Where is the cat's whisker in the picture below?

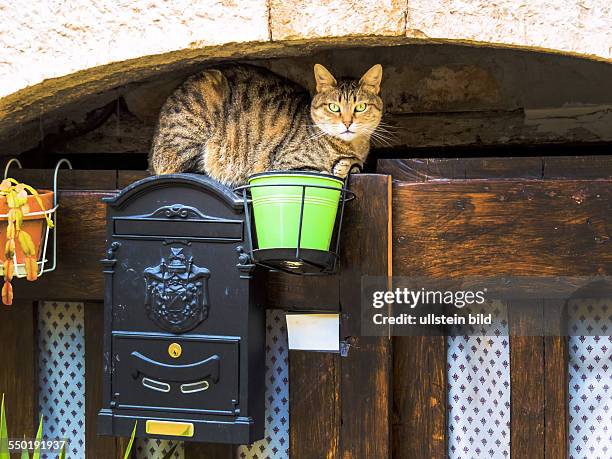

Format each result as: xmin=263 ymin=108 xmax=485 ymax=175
xmin=373 ymin=127 xmax=397 ymax=136
xmin=366 ymin=128 xmax=396 ymax=147
xmin=363 ymin=126 xmax=394 ymax=137
xmin=369 ymin=124 xmax=400 ymax=141
xmin=375 ymin=120 xmax=399 ymax=129
xmin=373 ymin=132 xmax=399 ymax=143
xmin=374 ymin=124 xmax=399 ymax=133
xmin=370 ymin=135 xmax=393 ymax=147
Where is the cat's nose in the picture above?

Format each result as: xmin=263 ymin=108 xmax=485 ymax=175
xmin=343 ymin=121 xmax=352 ymax=129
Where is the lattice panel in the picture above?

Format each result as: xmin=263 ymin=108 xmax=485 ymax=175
xmin=568 ymin=297 xmax=612 ymax=459
xmin=447 ymin=301 xmax=511 ymax=458
xmin=38 ymin=301 xmax=86 ymax=459
xmin=237 ymin=309 xmax=289 ymax=459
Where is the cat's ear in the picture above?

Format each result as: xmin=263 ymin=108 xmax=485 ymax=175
xmin=314 ymin=64 xmax=337 ymax=92
xmin=359 ymin=64 xmax=383 ymax=94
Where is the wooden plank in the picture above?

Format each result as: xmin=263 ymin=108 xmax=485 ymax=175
xmin=377 ymin=158 xmax=431 ymax=182
xmin=0 ymin=300 xmax=36 ymax=439
xmin=9 ymin=169 xmax=117 ymax=190
xmin=378 ymin=157 xmax=542 ymax=181
xmin=544 ymin=336 xmax=568 ymax=459
xmin=509 ymin=302 xmax=545 ymax=459
xmin=289 ymin=351 xmax=339 ymax=459
xmin=393 ymin=180 xmax=612 ymax=278
xmin=11 ymin=101 xmax=612 ymax=157
xmin=118 ymin=170 xmax=149 ymax=188
xmin=84 ymin=302 xmax=117 ymax=458
xmin=16 ymin=168 xmax=611 ymax=297
xmin=12 ymin=191 xmax=111 ymax=300
xmin=511 ymin=335 xmax=545 ymax=458
xmin=543 ymin=155 xmax=612 ymax=179
xmin=393 ymin=336 xmax=446 ymax=459
xmin=338 ymin=174 xmax=391 ymax=459
xmin=388 ymin=108 xmax=612 ymax=149
xmin=184 ymin=442 xmax=235 ymax=458
xmin=263 ymin=272 xmax=339 ymax=312
xmin=10 ymin=190 xmax=340 ymax=310
xmin=542 ymin=298 xmax=568 ymax=459
xmin=508 ymin=300 xmax=567 ymax=459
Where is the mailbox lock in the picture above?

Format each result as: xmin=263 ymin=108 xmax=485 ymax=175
xmin=168 ymin=342 xmax=182 ymax=358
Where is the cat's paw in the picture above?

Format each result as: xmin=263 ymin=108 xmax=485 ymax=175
xmin=333 ymin=159 xmax=360 ymax=178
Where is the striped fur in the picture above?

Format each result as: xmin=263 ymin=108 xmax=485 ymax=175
xmin=149 ymin=64 xmax=383 ymax=185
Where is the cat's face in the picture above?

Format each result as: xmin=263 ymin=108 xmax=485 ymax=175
xmin=310 ymin=64 xmax=383 ymax=142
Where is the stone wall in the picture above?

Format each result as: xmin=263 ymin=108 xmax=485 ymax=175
xmin=2 ymin=0 xmax=610 ymax=98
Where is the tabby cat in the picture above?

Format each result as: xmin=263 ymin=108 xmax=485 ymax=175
xmin=149 ymin=63 xmax=383 ymax=185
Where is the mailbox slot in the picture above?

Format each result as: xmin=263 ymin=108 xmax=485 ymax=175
xmin=112 ymin=333 xmax=240 ymax=415
xmin=113 ymin=217 xmax=243 ymax=241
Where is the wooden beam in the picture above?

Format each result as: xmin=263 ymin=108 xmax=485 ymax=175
xmin=378 ymin=156 xmax=612 ymax=181
xmin=378 ymin=157 xmax=544 ymax=181
xmin=0 ymin=300 xmax=37 ymax=439
xmin=263 ymin=272 xmax=339 ymax=312
xmin=511 ymin=335 xmax=546 ymax=458
xmin=509 ymin=301 xmax=546 ymax=459
xmin=10 ymin=188 xmax=340 ymax=311
xmin=11 ymin=191 xmax=111 ymax=301
xmin=543 ymin=155 xmax=612 ymax=179
xmin=542 ymin=298 xmax=569 ymax=459
xmin=393 ymin=336 xmax=446 ymax=458
xmin=9 ymin=166 xmax=612 ymax=303
xmin=289 ymin=351 xmax=340 ymax=459
xmin=393 ymin=180 xmax=612 ymax=278
xmin=9 ymin=169 xmax=118 ymax=190
xmin=338 ymin=174 xmax=392 ymax=459
xmin=10 ymin=102 xmax=612 ymax=158
xmin=117 ymin=170 xmax=149 ymax=188
xmin=84 ymin=302 xmax=118 ymax=458
xmin=544 ymin=335 xmax=568 ymax=459
xmin=386 ymin=108 xmax=612 ymax=149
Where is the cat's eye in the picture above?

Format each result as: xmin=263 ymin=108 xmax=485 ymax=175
xmin=354 ymin=103 xmax=367 ymax=112
xmin=328 ymin=103 xmax=341 ymax=113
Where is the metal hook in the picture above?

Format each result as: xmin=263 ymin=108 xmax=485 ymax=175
xmin=53 ymin=158 xmax=73 ymax=208
xmin=3 ymin=158 xmax=23 ymax=180
xmin=45 ymin=158 xmax=73 ymax=274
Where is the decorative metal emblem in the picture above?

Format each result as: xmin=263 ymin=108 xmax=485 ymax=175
xmin=144 ymin=248 xmax=210 ymax=333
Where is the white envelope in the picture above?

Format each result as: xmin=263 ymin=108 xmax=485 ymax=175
xmin=285 ymin=313 xmax=340 ymax=352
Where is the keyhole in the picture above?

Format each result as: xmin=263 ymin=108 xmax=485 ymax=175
xmin=168 ymin=342 xmax=182 ymax=359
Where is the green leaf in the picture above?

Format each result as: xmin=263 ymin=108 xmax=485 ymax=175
xmin=32 ymin=417 xmax=42 ymax=459
xmin=0 ymin=394 xmax=9 ymax=459
xmin=161 ymin=443 xmax=178 ymax=459
xmin=123 ymin=421 xmax=137 ymax=459
xmin=58 ymin=444 xmax=66 ymax=459
xmin=20 ymin=436 xmax=30 ymax=459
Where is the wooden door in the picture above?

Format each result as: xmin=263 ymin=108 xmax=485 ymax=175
xmin=381 ymin=156 xmax=611 ymax=459
xmin=2 ymin=159 xmax=610 ymax=458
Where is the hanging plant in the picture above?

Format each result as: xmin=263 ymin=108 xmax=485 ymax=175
xmin=0 ymin=179 xmax=54 ymax=305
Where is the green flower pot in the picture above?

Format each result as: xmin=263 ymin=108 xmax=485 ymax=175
xmin=248 ymin=171 xmax=344 ymax=251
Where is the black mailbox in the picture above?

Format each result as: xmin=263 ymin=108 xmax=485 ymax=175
xmin=98 ymin=173 xmax=265 ymax=444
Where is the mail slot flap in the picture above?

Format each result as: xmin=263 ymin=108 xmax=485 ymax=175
xmin=113 ymin=217 xmax=243 ymax=240
xmin=111 ymin=333 xmax=240 ymax=415
xmin=130 ymin=351 xmax=220 ymax=382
